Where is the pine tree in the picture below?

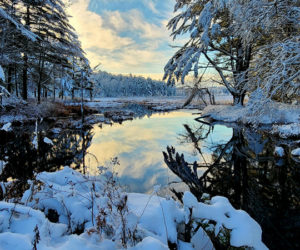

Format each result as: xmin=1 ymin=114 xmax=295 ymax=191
xmin=0 ymin=0 xmax=38 ymax=95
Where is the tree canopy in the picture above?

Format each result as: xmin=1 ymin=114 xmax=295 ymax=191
xmin=164 ymin=0 xmax=300 ymax=105
xmin=0 ymin=0 xmax=91 ymax=101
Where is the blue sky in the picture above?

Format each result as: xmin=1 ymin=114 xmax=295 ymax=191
xmin=68 ymin=0 xmax=176 ymax=79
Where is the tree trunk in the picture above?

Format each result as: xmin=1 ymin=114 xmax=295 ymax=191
xmin=14 ymin=65 xmax=18 ymax=97
xmin=7 ymin=65 xmax=13 ymax=93
xmin=231 ymin=41 xmax=251 ymax=106
xmin=233 ymin=92 xmax=245 ymax=106
xmin=37 ymin=74 xmax=41 ymax=103
xmin=60 ymin=64 xmax=64 ymax=100
xmin=89 ymin=89 xmax=93 ymax=101
xmin=53 ymin=83 xmax=55 ymax=101
xmin=37 ymin=53 xmax=45 ymax=104
xmin=22 ymin=5 xmax=30 ymax=100
xmin=22 ymin=54 xmax=28 ymax=100
xmin=81 ymin=87 xmax=84 ymax=124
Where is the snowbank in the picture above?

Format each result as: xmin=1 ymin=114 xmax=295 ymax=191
xmin=0 ymin=65 xmax=5 ymax=82
xmin=0 ymin=122 xmax=12 ymax=132
xmin=271 ymin=123 xmax=300 ymax=138
xmin=202 ymin=105 xmax=246 ymax=123
xmin=82 ymin=97 xmax=201 ymax=112
xmin=183 ymin=193 xmax=267 ymax=250
xmin=291 ymin=148 xmax=300 ymax=157
xmin=0 ymin=160 xmax=6 ymax=175
xmin=274 ymin=146 xmax=285 ymax=157
xmin=203 ymin=102 xmax=300 ymax=125
xmin=0 ymin=167 xmax=267 ymax=249
xmin=202 ymin=99 xmax=300 ymax=138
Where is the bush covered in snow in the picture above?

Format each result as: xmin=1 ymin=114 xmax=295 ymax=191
xmin=0 ymin=166 xmax=267 ymax=249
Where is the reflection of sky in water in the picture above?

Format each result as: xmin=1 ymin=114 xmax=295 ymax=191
xmin=87 ymin=110 xmax=233 ymax=193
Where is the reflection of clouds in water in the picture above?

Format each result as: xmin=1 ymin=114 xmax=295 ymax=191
xmin=118 ymin=162 xmax=176 ymax=193
xmin=89 ymin=140 xmax=133 ymax=162
xmin=86 ymin=110 xmax=232 ymax=192
xmin=119 ymin=149 xmax=169 ymax=178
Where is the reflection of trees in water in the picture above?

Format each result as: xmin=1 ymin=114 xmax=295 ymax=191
xmin=0 ymin=127 xmax=93 ymax=182
xmin=164 ymin=123 xmax=300 ymax=249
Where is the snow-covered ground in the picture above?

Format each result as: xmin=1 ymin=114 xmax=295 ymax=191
xmin=202 ymin=99 xmax=300 ymax=138
xmin=0 ymin=96 xmax=202 ymax=127
xmin=271 ymin=123 xmax=300 ymax=139
xmin=274 ymin=146 xmax=285 ymax=157
xmin=0 ymin=167 xmax=267 ymax=250
xmin=71 ymin=96 xmax=202 ymax=111
xmin=291 ymin=148 xmax=300 ymax=157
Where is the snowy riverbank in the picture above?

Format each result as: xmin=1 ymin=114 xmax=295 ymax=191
xmin=202 ymin=100 xmax=300 ymax=138
xmin=0 ymin=167 xmax=267 ymax=250
xmin=0 ymin=96 xmax=203 ymax=129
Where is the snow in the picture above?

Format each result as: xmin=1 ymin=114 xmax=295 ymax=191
xmin=82 ymin=96 xmax=199 ymax=110
xmin=202 ymin=100 xmax=300 ymax=138
xmin=127 ymin=193 xmax=185 ymax=245
xmin=0 ymin=122 xmax=12 ymax=132
xmin=190 ymin=227 xmax=214 ymax=250
xmin=0 ymin=8 xmax=38 ymax=41
xmin=202 ymin=105 xmax=246 ymax=123
xmin=131 ymin=237 xmax=169 ymax=250
xmin=0 ymin=114 xmax=27 ymax=125
xmin=0 ymin=167 xmax=267 ymax=249
xmin=291 ymin=148 xmax=300 ymax=157
xmin=0 ymin=161 xmax=6 ymax=175
xmin=183 ymin=192 xmax=267 ymax=250
xmin=32 ymin=136 xmax=38 ymax=150
xmin=0 ymin=65 xmax=5 ymax=82
xmin=44 ymin=137 xmax=54 ymax=145
xmin=92 ymin=71 xmax=176 ymax=98
xmin=51 ymin=128 xmax=62 ymax=134
xmin=271 ymin=123 xmax=300 ymax=138
xmin=274 ymin=147 xmax=285 ymax=157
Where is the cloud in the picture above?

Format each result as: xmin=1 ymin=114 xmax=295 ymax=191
xmin=67 ymin=0 xmax=175 ymax=78
xmin=68 ymin=0 xmax=133 ymax=50
xmin=103 ymin=9 xmax=168 ymax=40
xmin=142 ymin=0 xmax=159 ymax=14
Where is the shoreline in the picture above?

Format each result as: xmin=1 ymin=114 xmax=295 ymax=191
xmin=0 ymin=96 xmax=203 ymax=130
xmin=202 ymin=103 xmax=300 ymax=139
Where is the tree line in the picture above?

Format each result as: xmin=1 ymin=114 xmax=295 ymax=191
xmin=92 ymin=71 xmax=176 ymax=97
xmin=0 ymin=0 xmax=92 ymax=103
xmin=164 ymin=0 xmax=300 ymax=106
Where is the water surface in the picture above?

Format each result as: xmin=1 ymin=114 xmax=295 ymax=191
xmin=86 ymin=110 xmax=233 ymax=192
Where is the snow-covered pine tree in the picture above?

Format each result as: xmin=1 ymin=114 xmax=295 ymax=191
xmin=0 ymin=0 xmax=38 ymax=96
xmin=19 ymin=0 xmax=88 ymax=102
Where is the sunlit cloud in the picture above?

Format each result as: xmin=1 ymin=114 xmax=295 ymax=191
xmin=67 ymin=0 xmax=176 ymax=79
